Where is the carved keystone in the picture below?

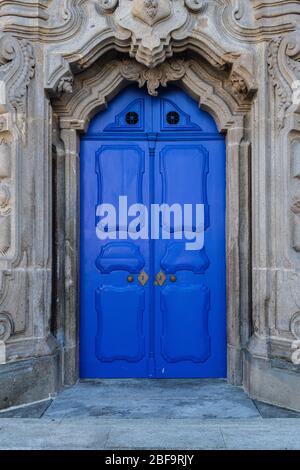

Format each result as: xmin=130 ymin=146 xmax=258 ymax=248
xmin=132 ymin=0 xmax=171 ymax=26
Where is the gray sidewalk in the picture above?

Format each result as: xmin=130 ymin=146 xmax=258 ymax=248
xmin=0 ymin=379 xmax=300 ymax=450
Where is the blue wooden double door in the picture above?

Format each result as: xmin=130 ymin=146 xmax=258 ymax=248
xmin=80 ymin=86 xmax=226 ymax=378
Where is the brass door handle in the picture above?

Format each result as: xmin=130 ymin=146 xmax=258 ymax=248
xmin=127 ymin=275 xmax=134 ymax=283
xmin=170 ymin=275 xmax=177 ymax=283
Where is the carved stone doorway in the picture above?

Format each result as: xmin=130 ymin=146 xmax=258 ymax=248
xmin=52 ymin=54 xmax=254 ymax=387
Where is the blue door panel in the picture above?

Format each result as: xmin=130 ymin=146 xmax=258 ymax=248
xmin=161 ymin=284 xmax=211 ymax=363
xmin=153 ymin=134 xmax=226 ymax=378
xmin=161 ymin=242 xmax=210 ymax=274
xmin=95 ymin=285 xmax=145 ymax=362
xmin=80 ymin=86 xmax=226 ymax=379
xmin=96 ymin=242 xmax=145 ymax=274
xmin=160 ymin=145 xmax=208 ymax=205
xmin=96 ymin=145 xmax=145 ymax=209
xmin=159 ymin=144 xmax=209 ymax=232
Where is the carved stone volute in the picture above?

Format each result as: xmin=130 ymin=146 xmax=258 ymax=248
xmin=0 ymin=312 xmax=13 ymax=342
xmin=0 ymin=35 xmax=35 ymax=129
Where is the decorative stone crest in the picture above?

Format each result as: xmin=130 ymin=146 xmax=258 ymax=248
xmin=119 ymin=58 xmax=187 ymax=95
xmin=96 ymin=0 xmax=207 ymax=68
xmin=132 ymin=0 xmax=171 ymax=26
xmin=96 ymin=0 xmax=207 ymax=20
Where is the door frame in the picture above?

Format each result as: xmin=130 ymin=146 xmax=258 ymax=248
xmin=52 ymin=56 xmax=253 ymax=386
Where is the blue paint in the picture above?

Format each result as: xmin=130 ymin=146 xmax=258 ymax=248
xmin=80 ymin=86 xmax=227 ymax=378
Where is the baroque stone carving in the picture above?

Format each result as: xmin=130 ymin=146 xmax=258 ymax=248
xmin=0 ymin=1 xmax=84 ymax=43
xmin=57 ymin=73 xmax=74 ymax=96
xmin=220 ymin=1 xmax=297 ymax=42
xmin=97 ymin=0 xmax=119 ymax=14
xmin=119 ymin=58 xmax=187 ymax=95
xmin=103 ymin=0 xmax=207 ymax=24
xmin=291 ymin=342 xmax=300 ymax=365
xmin=0 ymin=37 xmax=35 ymax=260
xmin=104 ymin=0 xmax=205 ymax=68
xmin=280 ymin=34 xmax=300 ymax=114
xmin=44 ymin=1 xmax=256 ymax=94
xmin=0 ymin=312 xmax=13 ymax=342
xmin=184 ymin=0 xmax=207 ymax=13
xmin=230 ymin=71 xmax=249 ymax=101
xmin=0 ymin=184 xmax=11 ymax=217
xmin=0 ymin=35 xmax=35 ymax=122
xmin=132 ymin=0 xmax=171 ymax=26
xmin=290 ymin=309 xmax=300 ymax=365
xmin=291 ymin=312 xmax=300 ymax=339
xmin=0 ymin=115 xmax=12 ymax=257
xmin=0 ymin=1 xmax=49 ymax=22
xmin=267 ymin=37 xmax=292 ymax=130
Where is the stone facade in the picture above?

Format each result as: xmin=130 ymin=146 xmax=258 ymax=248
xmin=0 ymin=0 xmax=299 ymax=411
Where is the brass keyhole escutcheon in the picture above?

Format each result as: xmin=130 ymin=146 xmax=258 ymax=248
xmin=127 ymin=275 xmax=134 ymax=283
xmin=170 ymin=275 xmax=177 ymax=283
xmin=138 ymin=271 xmax=149 ymax=286
xmin=155 ymin=271 xmax=166 ymax=286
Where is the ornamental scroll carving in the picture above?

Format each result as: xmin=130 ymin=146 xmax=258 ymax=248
xmin=267 ymin=34 xmax=300 ymax=130
xmin=0 ymin=114 xmax=12 ymax=258
xmin=267 ymin=37 xmax=292 ymax=130
xmin=0 ymin=36 xmax=35 ymax=127
xmin=0 ymin=312 xmax=13 ymax=342
xmin=0 ymin=36 xmax=35 ymax=260
xmin=97 ymin=0 xmax=206 ymax=16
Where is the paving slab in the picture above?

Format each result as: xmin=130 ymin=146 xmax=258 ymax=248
xmin=0 ymin=418 xmax=299 ymax=450
xmin=220 ymin=421 xmax=300 ymax=450
xmin=44 ymin=379 xmax=260 ymax=420
xmin=0 ymin=419 xmax=110 ymax=450
xmin=105 ymin=421 xmax=226 ymax=450
xmin=1 ymin=380 xmax=300 ymax=449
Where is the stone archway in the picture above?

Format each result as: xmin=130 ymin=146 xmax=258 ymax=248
xmin=52 ymin=53 xmax=254 ymax=386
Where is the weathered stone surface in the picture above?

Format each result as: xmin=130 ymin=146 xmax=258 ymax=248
xmin=254 ymin=400 xmax=300 ymax=419
xmin=43 ymin=379 xmax=260 ymax=420
xmin=0 ymin=399 xmax=52 ymax=418
xmin=244 ymin=353 xmax=300 ymax=412
xmin=0 ymin=0 xmax=299 ymax=411
xmin=0 ymin=354 xmax=61 ymax=411
xmin=1 ymin=417 xmax=300 ymax=450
